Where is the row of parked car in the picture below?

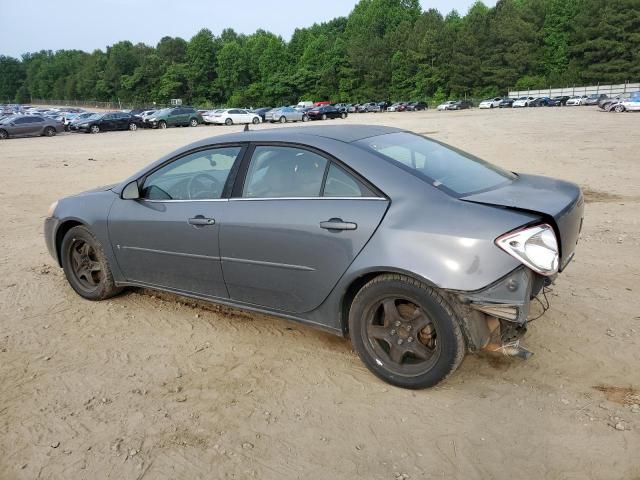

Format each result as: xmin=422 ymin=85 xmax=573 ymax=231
xmin=470 ymin=93 xmax=640 ymax=110
xmin=0 ymin=102 xmax=352 ymax=139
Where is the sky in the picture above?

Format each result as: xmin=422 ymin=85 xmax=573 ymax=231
xmin=0 ymin=0 xmax=496 ymax=58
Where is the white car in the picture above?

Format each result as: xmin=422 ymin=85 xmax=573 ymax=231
xmin=612 ymin=96 xmax=640 ymax=112
xmin=478 ymin=97 xmax=503 ymax=109
xmin=566 ymin=95 xmax=587 ymax=106
xmin=437 ymin=101 xmax=456 ymax=111
xmin=205 ymin=108 xmax=262 ymax=126
xmin=138 ymin=110 xmax=157 ymax=121
xmin=201 ymin=109 xmax=224 ymax=124
xmin=512 ymin=96 xmax=535 ymax=108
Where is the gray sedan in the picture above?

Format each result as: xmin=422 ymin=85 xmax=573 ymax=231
xmin=0 ymin=115 xmax=63 ymax=139
xmin=265 ymin=106 xmax=309 ymax=123
xmin=44 ymin=125 xmax=583 ymax=389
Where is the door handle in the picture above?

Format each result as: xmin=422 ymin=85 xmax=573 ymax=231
xmin=188 ymin=216 xmax=215 ymax=226
xmin=320 ymin=218 xmax=357 ymax=231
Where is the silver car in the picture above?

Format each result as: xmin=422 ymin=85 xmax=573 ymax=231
xmin=0 ymin=115 xmax=63 ymax=139
xmin=44 ymin=125 xmax=583 ymax=389
xmin=265 ymin=107 xmax=309 ymax=123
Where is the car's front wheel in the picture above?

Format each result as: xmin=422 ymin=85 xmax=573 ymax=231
xmin=128 ymin=123 xmax=138 ymax=131
xmin=279 ymin=116 xmax=287 ymax=123
xmin=349 ymin=274 xmax=466 ymax=389
xmin=0 ymin=129 xmax=8 ymax=140
xmin=158 ymin=121 xmax=167 ymax=129
xmin=614 ymin=104 xmax=625 ymax=113
xmin=225 ymin=118 xmax=233 ymax=126
xmin=90 ymin=125 xmax=100 ymax=134
xmin=190 ymin=118 xmax=199 ymax=127
xmin=252 ymin=117 xmax=260 ymax=124
xmin=61 ymin=225 xmax=122 ymax=301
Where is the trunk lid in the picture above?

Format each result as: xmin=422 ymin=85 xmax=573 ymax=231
xmin=461 ymin=173 xmax=584 ymax=270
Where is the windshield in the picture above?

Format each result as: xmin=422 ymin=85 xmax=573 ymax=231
xmin=356 ymin=132 xmax=516 ymax=197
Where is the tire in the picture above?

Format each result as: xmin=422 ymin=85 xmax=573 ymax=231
xmin=158 ymin=121 xmax=167 ymax=129
xmin=321 ymin=114 xmax=327 ymax=120
xmin=341 ymin=112 xmax=347 ymax=119
xmin=279 ymin=116 xmax=287 ymax=124
xmin=90 ymin=125 xmax=100 ymax=134
xmin=128 ymin=123 xmax=138 ymax=131
xmin=614 ymin=104 xmax=625 ymax=113
xmin=252 ymin=117 xmax=260 ymax=124
xmin=44 ymin=127 xmax=56 ymax=137
xmin=225 ymin=118 xmax=233 ymax=126
xmin=348 ymin=274 xmax=466 ymax=389
xmin=189 ymin=118 xmax=198 ymax=127
xmin=302 ymin=115 xmax=309 ymax=122
xmin=0 ymin=129 xmax=8 ymax=140
xmin=490 ymin=104 xmax=494 ymax=109
xmin=60 ymin=225 xmax=122 ymax=301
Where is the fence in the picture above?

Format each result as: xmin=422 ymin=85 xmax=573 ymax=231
xmin=29 ymin=99 xmax=167 ymax=110
xmin=508 ymin=82 xmax=639 ymax=98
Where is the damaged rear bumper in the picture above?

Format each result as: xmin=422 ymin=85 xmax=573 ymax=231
xmin=462 ymin=266 xmax=550 ymax=325
xmin=452 ymin=266 xmax=552 ymax=358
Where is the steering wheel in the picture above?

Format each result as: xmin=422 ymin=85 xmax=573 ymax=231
xmin=187 ymin=173 xmax=222 ymax=200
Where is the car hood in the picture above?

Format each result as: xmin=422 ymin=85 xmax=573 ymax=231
xmin=71 ymin=183 xmax=118 ymax=196
xmin=461 ymin=173 xmax=584 ymax=270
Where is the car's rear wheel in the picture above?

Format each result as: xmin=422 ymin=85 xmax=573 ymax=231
xmin=279 ymin=116 xmax=286 ymax=123
xmin=321 ymin=114 xmax=327 ymax=120
xmin=61 ymin=225 xmax=122 ymax=301
xmin=349 ymin=274 xmax=466 ymax=389
xmin=302 ymin=115 xmax=309 ymax=122
xmin=158 ymin=121 xmax=167 ymax=129
xmin=225 ymin=118 xmax=233 ymax=126
xmin=0 ymin=129 xmax=8 ymax=140
xmin=90 ymin=125 xmax=100 ymax=134
xmin=341 ymin=112 xmax=347 ymax=119
xmin=252 ymin=117 xmax=260 ymax=124
xmin=128 ymin=123 xmax=137 ymax=131
xmin=44 ymin=126 xmax=56 ymax=137
xmin=190 ymin=118 xmax=198 ymax=127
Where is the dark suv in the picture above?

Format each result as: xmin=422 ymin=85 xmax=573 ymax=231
xmin=144 ymin=107 xmax=202 ymax=129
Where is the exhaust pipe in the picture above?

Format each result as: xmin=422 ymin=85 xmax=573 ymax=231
xmin=481 ymin=316 xmax=533 ymax=360
xmin=484 ymin=340 xmax=533 ymax=360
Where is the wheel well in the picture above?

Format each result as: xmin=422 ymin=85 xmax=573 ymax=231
xmin=55 ymin=220 xmax=83 ymax=266
xmin=340 ymin=270 xmax=434 ymax=334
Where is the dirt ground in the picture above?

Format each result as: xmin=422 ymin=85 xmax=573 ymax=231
xmin=1 ymin=108 xmax=639 ymax=480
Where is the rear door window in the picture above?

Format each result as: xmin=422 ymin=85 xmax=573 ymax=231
xmin=323 ymin=164 xmax=374 ymax=197
xmin=242 ymin=146 xmax=327 ymax=198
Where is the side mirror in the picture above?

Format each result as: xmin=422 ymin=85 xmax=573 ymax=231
xmin=122 ymin=180 xmax=140 ymax=200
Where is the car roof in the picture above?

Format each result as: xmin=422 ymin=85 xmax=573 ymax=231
xmin=203 ymin=125 xmax=404 ymax=145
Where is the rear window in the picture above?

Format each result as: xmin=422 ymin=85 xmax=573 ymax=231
xmin=356 ymin=132 xmax=515 ymax=197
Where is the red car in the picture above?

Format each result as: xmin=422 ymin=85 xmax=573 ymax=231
xmin=314 ymin=101 xmax=330 ymax=107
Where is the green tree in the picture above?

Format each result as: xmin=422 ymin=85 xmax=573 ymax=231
xmin=0 ymin=56 xmax=26 ymax=102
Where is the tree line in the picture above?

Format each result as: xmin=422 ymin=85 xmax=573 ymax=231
xmin=0 ymin=0 xmax=638 ymax=107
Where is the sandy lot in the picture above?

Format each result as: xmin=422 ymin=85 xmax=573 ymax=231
xmin=1 ymin=108 xmax=639 ymax=479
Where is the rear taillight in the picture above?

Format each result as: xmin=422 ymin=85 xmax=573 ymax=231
xmin=496 ymin=224 xmax=559 ymax=276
